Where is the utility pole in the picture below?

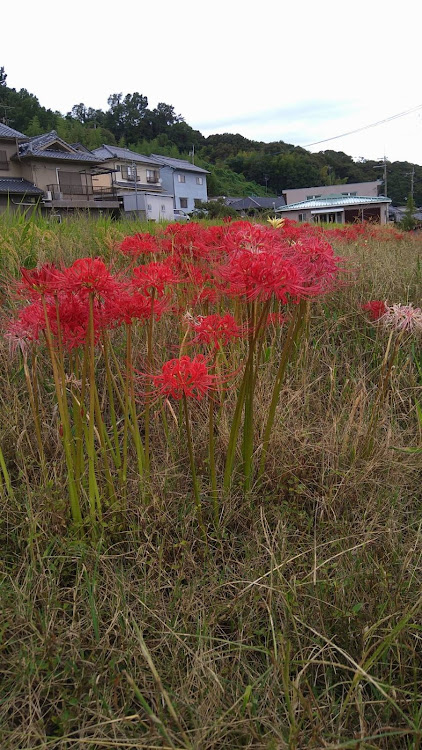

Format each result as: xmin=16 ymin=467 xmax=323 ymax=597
xmin=373 ymin=155 xmax=388 ymax=198
xmin=190 ymin=145 xmax=195 ymax=165
xmin=263 ymin=174 xmax=269 ymax=194
xmin=0 ymin=103 xmax=14 ymax=125
xmin=404 ymin=166 xmax=415 ymax=200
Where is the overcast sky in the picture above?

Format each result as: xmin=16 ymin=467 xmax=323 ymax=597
xmin=3 ymin=0 xmax=422 ymax=164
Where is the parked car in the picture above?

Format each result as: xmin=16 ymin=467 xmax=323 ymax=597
xmin=174 ymin=209 xmax=190 ymax=222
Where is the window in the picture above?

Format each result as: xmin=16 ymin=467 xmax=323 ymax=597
xmin=147 ymin=204 xmax=152 ymax=211
xmin=177 ymin=174 xmax=186 ymax=183
xmin=147 ymin=169 xmax=159 ymax=183
xmin=121 ymin=164 xmax=139 ymax=182
xmin=0 ymin=150 xmax=9 ymax=170
xmin=298 ymin=213 xmax=305 ymax=222
xmin=161 ymin=204 xmax=166 ymax=212
xmin=196 ymin=176 xmax=203 ymax=185
xmin=341 ymin=191 xmax=357 ymax=197
xmin=306 ymin=194 xmax=322 ymax=200
xmin=180 ymin=198 xmax=188 ymax=208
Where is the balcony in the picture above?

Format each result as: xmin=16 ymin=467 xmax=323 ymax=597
xmin=45 ymin=184 xmax=120 ymax=210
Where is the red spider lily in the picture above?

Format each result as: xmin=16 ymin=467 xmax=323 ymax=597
xmin=119 ymin=233 xmax=160 ymax=258
xmin=19 ymin=264 xmax=63 ymax=298
xmin=187 ymin=313 xmax=245 ymax=348
xmin=132 ymin=261 xmax=181 ymax=297
xmin=219 ymin=248 xmax=305 ymax=303
xmin=362 ymin=300 xmax=388 ymax=321
xmin=5 ymin=301 xmax=45 ymax=352
xmin=149 ymin=354 xmax=222 ymax=401
xmin=104 ymin=289 xmax=166 ymax=326
xmin=61 ymin=257 xmax=121 ymax=300
xmin=292 ymin=235 xmax=342 ymax=291
xmin=7 ymin=292 xmax=106 ymax=352
xmin=53 ymin=293 xmax=103 ymax=349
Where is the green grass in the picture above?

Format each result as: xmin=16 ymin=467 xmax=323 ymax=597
xmin=0 ymin=213 xmax=421 ymax=749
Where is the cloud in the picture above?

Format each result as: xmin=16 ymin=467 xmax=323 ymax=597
xmin=194 ymin=99 xmax=353 ymax=133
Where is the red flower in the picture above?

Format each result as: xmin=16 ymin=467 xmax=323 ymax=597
xmin=19 ymin=264 xmax=63 ymax=298
xmin=220 ymin=248 xmax=304 ymax=303
xmin=362 ymin=300 xmax=388 ymax=321
xmin=150 ymin=354 xmax=219 ymax=401
xmin=187 ymin=313 xmax=244 ymax=348
xmin=61 ymin=258 xmax=121 ymax=299
xmin=132 ymin=261 xmax=180 ymax=297
xmin=119 ymin=233 xmax=160 ymax=258
xmin=105 ymin=289 xmax=166 ymax=326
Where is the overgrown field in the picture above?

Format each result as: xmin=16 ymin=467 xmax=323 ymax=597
xmin=0 ymin=214 xmax=421 ymax=749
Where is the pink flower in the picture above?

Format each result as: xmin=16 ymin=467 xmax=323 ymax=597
xmin=383 ymin=303 xmax=422 ymax=333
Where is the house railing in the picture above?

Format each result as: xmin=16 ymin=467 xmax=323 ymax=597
xmin=45 ymin=184 xmax=117 ymax=200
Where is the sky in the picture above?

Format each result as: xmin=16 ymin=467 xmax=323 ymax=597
xmin=2 ymin=0 xmax=422 ymax=165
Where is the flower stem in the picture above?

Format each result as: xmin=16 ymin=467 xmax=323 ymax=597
xmin=182 ymin=393 xmax=207 ymax=544
xmin=259 ymin=299 xmax=307 ymax=478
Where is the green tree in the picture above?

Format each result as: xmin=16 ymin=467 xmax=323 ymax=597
xmin=401 ymin=194 xmax=416 ymax=231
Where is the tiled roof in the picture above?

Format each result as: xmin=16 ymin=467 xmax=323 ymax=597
xmin=18 ymin=130 xmax=101 ymax=163
xmin=150 ymin=154 xmax=209 ymax=174
xmin=276 ymin=195 xmax=392 ymax=211
xmin=0 ymin=178 xmax=43 ymax=195
xmin=231 ymin=196 xmax=285 ymax=210
xmin=92 ymin=145 xmax=159 ymax=165
xmin=0 ymin=123 xmax=27 ymax=139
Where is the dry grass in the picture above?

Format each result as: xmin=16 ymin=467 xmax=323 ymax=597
xmin=0 ymin=217 xmax=421 ymax=749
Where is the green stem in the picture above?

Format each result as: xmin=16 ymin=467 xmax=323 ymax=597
xmin=87 ymin=293 xmax=101 ymax=527
xmin=259 ymin=299 xmax=307 ymax=478
xmin=41 ymin=296 xmax=82 ymax=526
xmin=182 ymin=394 xmax=207 ymax=544
xmin=102 ymin=332 xmax=121 ymax=470
xmin=208 ymin=395 xmax=219 ymax=529
xmin=144 ymin=290 xmax=155 ymax=479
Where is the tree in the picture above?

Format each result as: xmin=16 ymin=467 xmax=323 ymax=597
xmin=401 ymin=194 xmax=417 ymax=231
xmin=0 ymin=66 xmax=6 ymax=86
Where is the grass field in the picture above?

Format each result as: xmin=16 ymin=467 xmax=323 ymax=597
xmin=0 ymin=214 xmax=421 ymax=749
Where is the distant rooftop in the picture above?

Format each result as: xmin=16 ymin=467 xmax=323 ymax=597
xmin=18 ymin=131 xmax=101 ymax=163
xmin=92 ymin=145 xmax=159 ymax=165
xmin=150 ymin=154 xmax=209 ymax=174
xmin=0 ymin=123 xmax=27 ymax=140
xmin=231 ymin=196 xmax=285 ymax=210
xmin=276 ymin=195 xmax=392 ymax=211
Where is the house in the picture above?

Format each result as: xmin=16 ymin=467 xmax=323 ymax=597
xmin=283 ymin=180 xmax=382 ymax=205
xmin=0 ymin=127 xmax=119 ymax=215
xmin=150 ymin=155 xmax=208 ymax=213
xmin=0 ymin=124 xmax=43 ymax=212
xmin=15 ymin=131 xmax=119 ymax=214
xmin=91 ymin=145 xmax=174 ymax=221
xmin=275 ymin=194 xmax=392 ymax=224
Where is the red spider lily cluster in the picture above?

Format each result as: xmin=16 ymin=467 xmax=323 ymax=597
xmin=7 ymin=221 xmax=345 ymax=364
xmin=4 ymin=220 xmax=349 ymax=530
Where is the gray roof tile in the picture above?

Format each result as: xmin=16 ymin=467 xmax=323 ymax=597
xmin=0 ymin=123 xmax=27 ymax=139
xmin=0 ymin=178 xmax=43 ymax=195
xmin=93 ymin=145 xmax=159 ymax=165
xmin=150 ymin=154 xmax=209 ymax=173
xmin=18 ymin=130 xmax=101 ymax=163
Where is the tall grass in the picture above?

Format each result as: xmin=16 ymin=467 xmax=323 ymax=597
xmin=0 ymin=213 xmax=421 ymax=749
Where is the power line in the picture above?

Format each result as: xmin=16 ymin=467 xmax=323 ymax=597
xmin=303 ymin=103 xmax=422 ymax=148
